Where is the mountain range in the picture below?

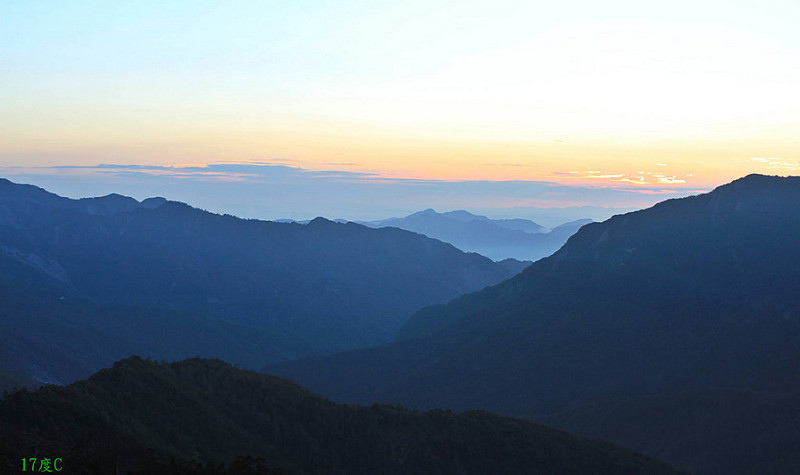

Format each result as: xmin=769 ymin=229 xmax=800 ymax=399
xmin=357 ymin=208 xmax=592 ymax=261
xmin=5 ymin=174 xmax=799 ymax=472
xmin=0 ymin=356 xmax=680 ymax=474
xmin=267 ymin=174 xmax=800 ymax=474
xmin=0 ymin=178 xmax=516 ymax=386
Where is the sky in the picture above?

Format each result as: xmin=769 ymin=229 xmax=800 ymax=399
xmin=2 ymin=0 xmax=799 ymax=223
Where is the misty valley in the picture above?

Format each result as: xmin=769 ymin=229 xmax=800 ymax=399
xmin=2 ymin=174 xmax=800 ymax=474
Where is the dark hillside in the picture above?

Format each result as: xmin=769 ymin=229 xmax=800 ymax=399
xmin=0 ymin=357 xmax=680 ymax=474
xmin=268 ymin=174 xmax=800 ymax=473
xmin=543 ymin=388 xmax=800 ymax=474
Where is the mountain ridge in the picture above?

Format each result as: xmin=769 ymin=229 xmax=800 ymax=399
xmin=0 ymin=178 xmax=516 ymax=385
xmin=0 ymin=356 xmax=681 ymax=474
xmin=358 ymin=208 xmax=592 ymax=261
xmin=267 ymin=174 xmax=800 ymax=473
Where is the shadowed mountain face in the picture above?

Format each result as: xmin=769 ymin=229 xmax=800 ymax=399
xmin=0 ymin=356 xmax=681 ymax=474
xmin=359 ymin=208 xmax=592 ymax=261
xmin=0 ymin=178 xmax=515 ymax=384
xmin=268 ymin=174 xmax=800 ymax=473
xmin=542 ymin=388 xmax=800 ymax=475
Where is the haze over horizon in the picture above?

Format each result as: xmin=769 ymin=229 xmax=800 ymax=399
xmin=2 ymin=0 xmax=798 ymax=220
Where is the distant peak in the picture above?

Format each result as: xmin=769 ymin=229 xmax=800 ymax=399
xmin=308 ymin=216 xmax=334 ymax=225
xmin=442 ymin=210 xmax=489 ymax=222
xmin=140 ymin=197 xmax=167 ymax=209
xmin=408 ymin=208 xmax=438 ymax=218
xmin=78 ymin=193 xmax=137 ymax=203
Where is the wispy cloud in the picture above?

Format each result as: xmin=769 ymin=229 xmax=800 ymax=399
xmin=43 ymin=163 xmax=384 ymax=183
xmin=751 ymin=157 xmax=800 ymax=171
xmin=52 ymin=164 xmax=256 ymax=182
xmin=484 ymin=163 xmax=533 ymax=168
xmin=0 ymin=161 xmax=707 ymax=222
xmin=655 ymin=176 xmax=686 ymax=184
xmin=558 ymin=169 xmax=688 ymax=187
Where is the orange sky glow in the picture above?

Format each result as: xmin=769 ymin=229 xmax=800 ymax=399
xmin=2 ymin=0 xmax=799 ymax=218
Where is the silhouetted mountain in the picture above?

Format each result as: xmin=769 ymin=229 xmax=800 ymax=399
xmin=495 ymin=257 xmax=533 ymax=275
xmin=0 ymin=179 xmax=515 ymax=384
xmin=359 ymin=209 xmax=591 ymax=261
xmin=440 ymin=209 xmax=546 ymax=233
xmin=0 ymin=178 xmax=167 ymax=217
xmin=0 ymin=356 xmax=680 ymax=474
xmin=268 ymin=174 xmax=800 ymax=473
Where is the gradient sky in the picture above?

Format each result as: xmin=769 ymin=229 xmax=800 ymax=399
xmin=2 ymin=0 xmax=798 ymax=221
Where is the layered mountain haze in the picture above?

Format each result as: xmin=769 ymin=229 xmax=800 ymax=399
xmin=5 ymin=174 xmax=799 ymax=472
xmin=0 ymin=178 xmax=516 ymax=385
xmin=358 ymin=208 xmax=592 ymax=261
xmin=268 ymin=174 xmax=800 ymax=473
xmin=362 ymin=209 xmax=546 ymax=234
xmin=438 ymin=210 xmax=547 ymax=232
